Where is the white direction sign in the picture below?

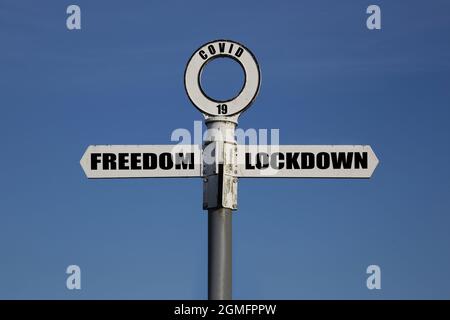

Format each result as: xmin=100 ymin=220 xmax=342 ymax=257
xmin=237 ymin=145 xmax=379 ymax=178
xmin=80 ymin=144 xmax=379 ymax=179
xmin=80 ymin=145 xmax=202 ymax=178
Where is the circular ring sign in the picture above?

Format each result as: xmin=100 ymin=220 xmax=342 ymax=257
xmin=184 ymin=39 xmax=261 ymax=117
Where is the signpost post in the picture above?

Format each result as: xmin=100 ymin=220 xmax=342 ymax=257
xmin=80 ymin=39 xmax=379 ymax=300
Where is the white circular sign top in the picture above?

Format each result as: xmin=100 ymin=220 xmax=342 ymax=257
xmin=184 ymin=40 xmax=261 ymax=117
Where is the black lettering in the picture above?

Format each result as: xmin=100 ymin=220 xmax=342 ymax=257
xmin=218 ymin=42 xmax=225 ymax=53
xmin=355 ymin=152 xmax=368 ymax=169
xmin=235 ymin=47 xmax=244 ymax=57
xmin=228 ymin=43 xmax=234 ymax=54
xmin=245 ymin=153 xmax=255 ymax=169
xmin=256 ymin=153 xmax=269 ymax=169
xmin=102 ymin=153 xmax=116 ymax=170
xmin=143 ymin=153 xmax=157 ymax=170
xmin=286 ymin=152 xmax=300 ymax=169
xmin=270 ymin=152 xmax=284 ymax=169
xmin=199 ymin=50 xmax=207 ymax=60
xmin=118 ymin=153 xmax=129 ymax=170
xmin=331 ymin=152 xmax=353 ymax=169
xmin=301 ymin=152 xmax=315 ymax=169
xmin=207 ymin=44 xmax=216 ymax=55
xmin=175 ymin=153 xmax=194 ymax=170
xmin=317 ymin=152 xmax=330 ymax=169
xmin=91 ymin=153 xmax=101 ymax=170
xmin=130 ymin=153 xmax=141 ymax=170
xmin=159 ymin=153 xmax=173 ymax=170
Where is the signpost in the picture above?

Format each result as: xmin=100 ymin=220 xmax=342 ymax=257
xmin=237 ymin=145 xmax=378 ymax=178
xmin=80 ymin=145 xmax=202 ymax=178
xmin=80 ymin=39 xmax=379 ymax=300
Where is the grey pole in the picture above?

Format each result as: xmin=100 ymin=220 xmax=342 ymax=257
xmin=203 ymin=118 xmax=237 ymax=300
xmin=208 ymin=208 xmax=232 ymax=300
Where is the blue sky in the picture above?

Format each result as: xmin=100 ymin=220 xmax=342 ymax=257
xmin=1 ymin=0 xmax=450 ymax=299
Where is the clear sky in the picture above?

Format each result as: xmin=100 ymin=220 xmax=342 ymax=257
xmin=1 ymin=0 xmax=450 ymax=299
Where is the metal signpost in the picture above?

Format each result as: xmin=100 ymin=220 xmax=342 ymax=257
xmin=80 ymin=39 xmax=379 ymax=300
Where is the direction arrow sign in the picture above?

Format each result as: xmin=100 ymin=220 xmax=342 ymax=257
xmin=80 ymin=145 xmax=202 ymax=178
xmin=236 ymin=145 xmax=379 ymax=178
xmin=80 ymin=144 xmax=379 ymax=179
